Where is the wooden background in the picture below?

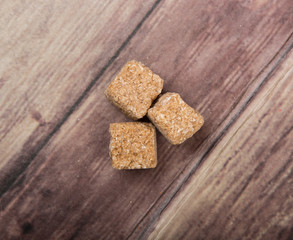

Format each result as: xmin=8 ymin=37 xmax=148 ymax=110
xmin=0 ymin=0 xmax=293 ymax=239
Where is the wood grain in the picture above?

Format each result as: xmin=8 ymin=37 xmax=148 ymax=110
xmin=0 ymin=0 xmax=158 ymax=194
xmin=0 ymin=0 xmax=292 ymax=239
xmin=148 ymin=47 xmax=293 ymax=240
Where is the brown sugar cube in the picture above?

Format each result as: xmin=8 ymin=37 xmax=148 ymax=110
xmin=147 ymin=92 xmax=204 ymax=145
xmin=105 ymin=60 xmax=164 ymax=120
xmin=109 ymin=122 xmax=157 ymax=169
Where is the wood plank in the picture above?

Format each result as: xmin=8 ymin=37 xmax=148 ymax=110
xmin=147 ymin=47 xmax=293 ymax=240
xmin=0 ymin=0 xmax=158 ymax=193
xmin=0 ymin=0 xmax=292 ymax=239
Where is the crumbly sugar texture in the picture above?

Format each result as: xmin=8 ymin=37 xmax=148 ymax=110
xmin=147 ymin=92 xmax=204 ymax=145
xmin=105 ymin=60 xmax=164 ymax=120
xmin=109 ymin=122 xmax=157 ymax=169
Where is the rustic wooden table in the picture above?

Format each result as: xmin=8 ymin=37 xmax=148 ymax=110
xmin=0 ymin=0 xmax=293 ymax=239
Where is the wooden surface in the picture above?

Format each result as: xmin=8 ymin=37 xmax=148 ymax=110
xmin=149 ymin=47 xmax=293 ymax=240
xmin=0 ymin=0 xmax=292 ymax=239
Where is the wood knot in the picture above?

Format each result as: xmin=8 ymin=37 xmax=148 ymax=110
xmin=31 ymin=110 xmax=46 ymax=126
xmin=22 ymin=222 xmax=33 ymax=234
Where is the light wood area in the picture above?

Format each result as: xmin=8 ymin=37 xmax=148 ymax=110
xmin=0 ymin=0 xmax=157 ymax=193
xmin=148 ymin=46 xmax=293 ymax=240
xmin=0 ymin=0 xmax=292 ymax=239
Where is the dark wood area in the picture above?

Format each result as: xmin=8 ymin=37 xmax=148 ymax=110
xmin=0 ymin=0 xmax=292 ymax=239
